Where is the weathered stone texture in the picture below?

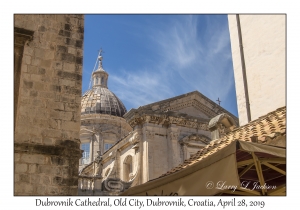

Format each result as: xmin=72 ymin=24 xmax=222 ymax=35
xmin=14 ymin=14 xmax=84 ymax=195
xmin=77 ymin=90 xmax=238 ymax=195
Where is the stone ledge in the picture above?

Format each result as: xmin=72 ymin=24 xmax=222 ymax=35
xmin=14 ymin=27 xmax=34 ymax=46
xmin=14 ymin=141 xmax=81 ymax=158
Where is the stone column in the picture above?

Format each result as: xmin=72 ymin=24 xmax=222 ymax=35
xmin=94 ymin=159 xmax=103 ymax=192
xmin=167 ymin=127 xmax=179 ymax=170
xmin=141 ymin=127 xmax=149 ymax=183
xmin=97 ymin=130 xmax=104 ymax=156
xmin=144 ymin=129 xmax=154 ymax=180
xmin=93 ymin=133 xmax=100 ymax=161
xmin=82 ymin=179 xmax=87 ymax=190
xmin=89 ymin=136 xmax=94 ymax=163
xmin=115 ymin=149 xmax=121 ymax=178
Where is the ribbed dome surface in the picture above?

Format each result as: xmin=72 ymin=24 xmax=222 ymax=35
xmin=81 ymin=86 xmax=127 ymax=117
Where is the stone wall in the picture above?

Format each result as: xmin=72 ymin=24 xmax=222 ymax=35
xmin=119 ymin=144 xmax=138 ymax=181
xmin=78 ymin=117 xmax=213 ymax=195
xmin=144 ymin=124 xmax=169 ymax=180
xmin=176 ymin=106 xmax=209 ymax=119
xmin=78 ymin=89 xmax=234 ymax=194
xmin=228 ymin=15 xmax=285 ymax=126
xmin=14 ymin=14 xmax=84 ymax=195
xmin=146 ymin=124 xmax=211 ymax=180
xmin=102 ymin=158 xmax=115 ymax=177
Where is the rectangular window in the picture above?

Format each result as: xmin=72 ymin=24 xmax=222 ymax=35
xmin=81 ymin=143 xmax=90 ymax=164
xmin=104 ymin=143 xmax=113 ymax=152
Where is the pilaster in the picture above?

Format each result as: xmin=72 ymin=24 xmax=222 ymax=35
xmin=167 ymin=126 xmax=180 ymax=170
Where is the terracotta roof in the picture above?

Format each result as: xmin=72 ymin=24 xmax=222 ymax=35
xmin=157 ymin=106 xmax=286 ymax=179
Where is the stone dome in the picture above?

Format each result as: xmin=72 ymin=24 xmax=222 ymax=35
xmin=81 ymin=87 xmax=127 ymax=117
xmin=81 ymin=51 xmax=127 ymax=117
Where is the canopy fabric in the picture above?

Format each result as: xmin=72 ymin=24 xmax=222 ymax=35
xmin=120 ymin=140 xmax=286 ymax=196
xmin=238 ymin=140 xmax=285 ymax=157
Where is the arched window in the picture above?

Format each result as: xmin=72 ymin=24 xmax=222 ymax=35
xmin=96 ymin=77 xmax=99 ymax=84
xmin=123 ymin=155 xmax=133 ymax=182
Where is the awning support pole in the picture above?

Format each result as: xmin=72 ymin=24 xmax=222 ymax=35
xmin=239 ymin=163 xmax=254 ymax=177
xmin=252 ymin=152 xmax=266 ymax=195
xmin=262 ymin=162 xmax=286 ymax=175
xmin=260 ymin=158 xmax=286 ymax=164
xmin=237 ymin=159 xmax=254 ymax=167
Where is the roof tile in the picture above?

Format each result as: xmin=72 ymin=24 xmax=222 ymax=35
xmin=157 ymin=106 xmax=286 ymax=179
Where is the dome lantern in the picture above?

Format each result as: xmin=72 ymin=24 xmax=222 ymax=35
xmin=92 ymin=50 xmax=109 ymax=88
xmin=81 ymin=50 xmax=127 ymax=117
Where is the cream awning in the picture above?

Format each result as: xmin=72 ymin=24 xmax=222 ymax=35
xmin=121 ymin=140 xmax=286 ymax=196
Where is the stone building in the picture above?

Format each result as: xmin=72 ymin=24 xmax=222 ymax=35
xmin=121 ymin=15 xmax=286 ymax=196
xmin=79 ymin=53 xmax=132 ymax=172
xmin=121 ymin=106 xmax=286 ymax=196
xmin=227 ymin=15 xmax=286 ymax=126
xmin=14 ymin=14 xmax=285 ymax=196
xmin=78 ymin=54 xmax=238 ymax=195
xmin=14 ymin=15 xmax=84 ymax=195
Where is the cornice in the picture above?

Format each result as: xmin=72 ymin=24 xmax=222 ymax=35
xmin=179 ymin=134 xmax=211 ymax=145
xmin=124 ymin=91 xmax=238 ymax=124
xmin=127 ymin=113 xmax=209 ymax=131
xmin=101 ymin=132 xmax=140 ymax=163
xmin=81 ymin=113 xmax=132 ymax=130
xmin=182 ymin=143 xmax=207 ymax=149
xmin=14 ymin=27 xmax=34 ymax=46
xmin=81 ymin=113 xmax=128 ymax=123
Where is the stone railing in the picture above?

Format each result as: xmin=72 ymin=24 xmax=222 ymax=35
xmin=78 ymin=176 xmax=102 ymax=196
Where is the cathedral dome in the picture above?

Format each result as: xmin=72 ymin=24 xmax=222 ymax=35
xmin=81 ymin=51 xmax=127 ymax=117
xmin=81 ymin=87 xmax=127 ymax=117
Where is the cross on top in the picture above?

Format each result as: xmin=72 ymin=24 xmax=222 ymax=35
xmin=99 ymin=48 xmax=105 ymax=56
xmin=216 ymin=97 xmax=221 ymax=106
xmin=98 ymin=48 xmax=105 ymax=66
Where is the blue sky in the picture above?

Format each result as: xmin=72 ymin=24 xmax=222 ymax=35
xmin=82 ymin=14 xmax=238 ymax=117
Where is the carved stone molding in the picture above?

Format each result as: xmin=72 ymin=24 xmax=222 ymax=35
xmin=103 ymin=178 xmax=124 ymax=191
xmin=208 ymin=113 xmax=238 ymax=140
xmin=14 ymin=27 xmax=34 ymax=46
xmin=102 ymin=178 xmax=132 ymax=192
xmin=129 ymin=133 xmax=141 ymax=145
xmin=168 ymin=131 xmax=179 ymax=141
xmin=124 ymin=91 xmax=239 ymax=127
xmin=128 ymin=114 xmax=209 ymax=131
xmin=145 ymin=115 xmax=151 ymax=123
xmin=179 ymin=134 xmax=211 ymax=146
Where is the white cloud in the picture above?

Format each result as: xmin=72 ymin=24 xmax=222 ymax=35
xmin=110 ymin=68 xmax=174 ymax=108
xmin=151 ymin=16 xmax=201 ymax=69
xmin=108 ymin=15 xmax=235 ymax=112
